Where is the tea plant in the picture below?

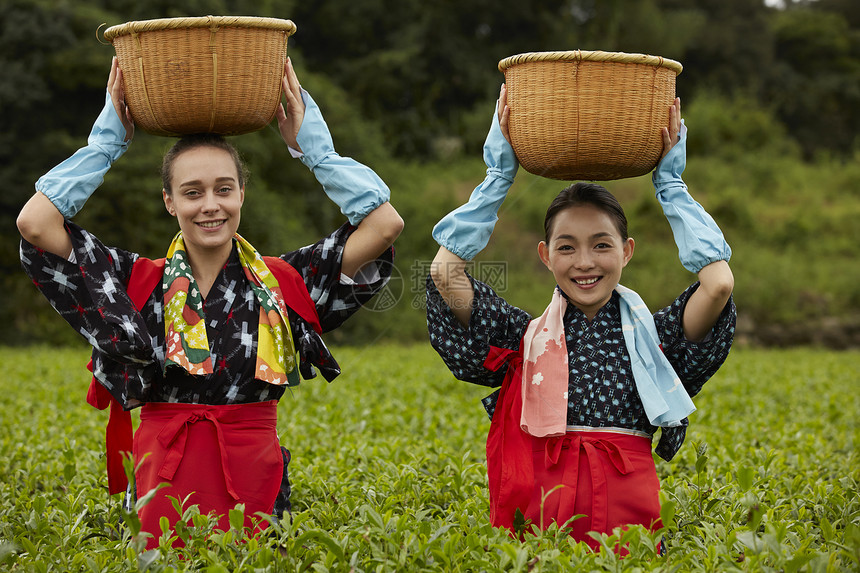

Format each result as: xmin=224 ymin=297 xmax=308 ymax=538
xmin=0 ymin=345 xmax=856 ymax=571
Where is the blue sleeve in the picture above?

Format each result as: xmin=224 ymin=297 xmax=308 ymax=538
xmin=430 ymin=103 xmax=518 ymax=261
xmin=652 ymin=122 xmax=732 ymax=273
xmin=294 ymin=90 xmax=390 ymax=226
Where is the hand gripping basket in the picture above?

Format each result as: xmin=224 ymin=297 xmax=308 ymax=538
xmin=103 ymin=16 xmax=297 ymax=136
xmin=498 ymin=50 xmax=682 ymax=181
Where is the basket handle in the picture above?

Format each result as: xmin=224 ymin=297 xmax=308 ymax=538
xmin=209 ymin=25 xmax=219 ymax=132
xmin=96 ymin=23 xmax=111 ymax=45
xmin=130 ymin=31 xmax=167 ymax=134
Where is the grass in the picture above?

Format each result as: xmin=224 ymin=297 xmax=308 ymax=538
xmin=0 ymin=344 xmax=857 ymax=571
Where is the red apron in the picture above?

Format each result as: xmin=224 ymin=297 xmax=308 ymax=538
xmin=484 ymin=345 xmax=661 ymax=550
xmin=86 ymin=254 xmax=320 ymax=496
xmin=134 ymin=401 xmax=282 ymax=549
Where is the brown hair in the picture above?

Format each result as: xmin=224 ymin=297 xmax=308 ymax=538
xmin=543 ymin=182 xmax=628 ymax=243
xmin=161 ymin=133 xmax=248 ymax=194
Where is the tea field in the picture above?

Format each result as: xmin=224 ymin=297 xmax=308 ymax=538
xmin=0 ymin=345 xmax=857 ymax=571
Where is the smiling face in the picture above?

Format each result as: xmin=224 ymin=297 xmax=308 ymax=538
xmin=538 ymin=203 xmax=634 ymax=320
xmin=162 ymin=145 xmax=245 ymax=263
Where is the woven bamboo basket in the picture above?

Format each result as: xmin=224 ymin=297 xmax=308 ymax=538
xmin=103 ymin=16 xmax=296 ymax=136
xmin=498 ymin=50 xmax=682 ymax=181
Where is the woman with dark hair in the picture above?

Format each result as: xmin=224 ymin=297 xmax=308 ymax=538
xmin=17 ymin=57 xmax=403 ymax=548
xmin=426 ymin=88 xmax=735 ymax=548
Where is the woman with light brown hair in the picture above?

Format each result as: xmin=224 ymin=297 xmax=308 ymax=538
xmin=18 ymin=57 xmax=403 ymax=548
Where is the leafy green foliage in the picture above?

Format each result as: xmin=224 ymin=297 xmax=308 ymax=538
xmin=0 ymin=345 xmax=857 ymax=570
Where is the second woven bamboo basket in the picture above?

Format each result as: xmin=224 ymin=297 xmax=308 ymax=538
xmin=498 ymin=50 xmax=682 ymax=181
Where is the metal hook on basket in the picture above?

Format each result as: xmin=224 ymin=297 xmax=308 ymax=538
xmin=96 ymin=22 xmax=111 ymax=45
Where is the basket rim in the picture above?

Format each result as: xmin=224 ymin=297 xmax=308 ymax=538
xmin=498 ymin=50 xmax=682 ymax=75
xmin=103 ymin=15 xmax=296 ymax=41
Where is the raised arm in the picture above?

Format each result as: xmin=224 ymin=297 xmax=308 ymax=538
xmin=276 ymin=58 xmax=403 ymax=279
xmin=17 ymin=57 xmax=133 ymax=258
xmin=684 ymin=260 xmax=734 ymax=341
xmin=340 ymin=202 xmax=403 ymax=278
xmin=654 ymin=98 xmax=734 ymax=342
xmin=430 ymin=246 xmax=474 ymax=327
xmin=430 ymin=85 xmax=517 ymax=327
xmin=17 ymin=191 xmax=71 ymax=258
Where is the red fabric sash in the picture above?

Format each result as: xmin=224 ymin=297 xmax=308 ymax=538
xmin=484 ymin=344 xmax=533 ymax=530
xmin=484 ymin=344 xmax=661 ymax=547
xmin=86 ymin=255 xmax=318 ymax=494
xmin=134 ymin=401 xmax=281 ymax=549
xmin=527 ymin=431 xmax=659 ymax=549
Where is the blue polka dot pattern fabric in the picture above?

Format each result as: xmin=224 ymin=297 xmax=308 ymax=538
xmin=426 ymin=273 xmax=736 ymax=460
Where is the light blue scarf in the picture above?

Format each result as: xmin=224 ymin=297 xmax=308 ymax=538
xmin=616 ymin=285 xmax=695 ymax=427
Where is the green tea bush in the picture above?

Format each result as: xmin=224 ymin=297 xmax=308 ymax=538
xmin=0 ymin=345 xmax=857 ymax=571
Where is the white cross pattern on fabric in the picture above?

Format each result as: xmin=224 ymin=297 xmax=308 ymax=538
xmin=225 ymin=373 xmax=244 ymax=401
xmin=321 ymin=235 xmax=337 ymax=254
xmin=240 ymin=322 xmax=253 ymax=358
xmin=79 ymin=326 xmax=100 ymax=348
xmin=311 ymin=279 xmax=330 ymax=306
xmin=152 ymin=334 xmax=165 ymax=365
xmin=222 ymin=280 xmax=237 ymax=312
xmin=82 ymin=233 xmax=99 ymax=264
xmin=119 ymin=314 xmax=137 ymax=341
xmin=107 ymin=248 xmax=123 ymax=272
xmin=101 ymin=271 xmax=118 ymax=303
xmin=44 ymin=265 xmax=78 ymax=294
xmin=226 ymin=382 xmax=239 ymax=401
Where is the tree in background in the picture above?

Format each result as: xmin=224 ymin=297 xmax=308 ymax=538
xmin=767 ymin=0 xmax=860 ymax=158
xmin=2 ymin=0 xmax=859 ymax=345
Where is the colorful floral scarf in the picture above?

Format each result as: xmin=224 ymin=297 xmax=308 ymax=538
xmin=162 ymin=232 xmax=299 ymax=386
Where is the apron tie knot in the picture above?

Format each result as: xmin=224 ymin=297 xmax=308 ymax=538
xmin=156 ymin=407 xmax=240 ymax=500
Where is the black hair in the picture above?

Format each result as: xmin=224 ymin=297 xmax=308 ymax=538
xmin=543 ymin=182 xmax=628 ymax=243
xmin=161 ymin=133 xmax=248 ymax=194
